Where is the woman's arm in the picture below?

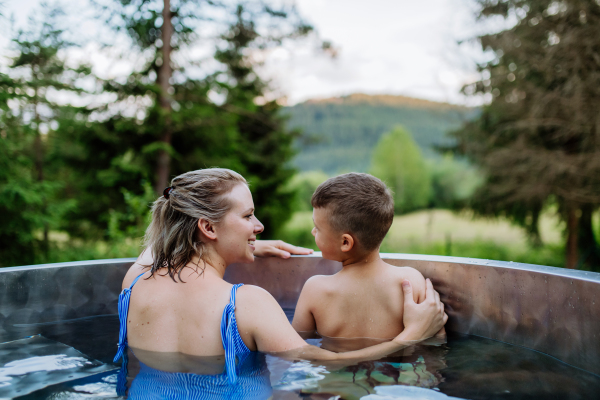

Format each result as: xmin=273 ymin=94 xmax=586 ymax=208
xmin=236 ymin=278 xmax=447 ymax=363
xmin=253 ymin=240 xmax=314 ymax=258
xmin=123 ymin=240 xmax=313 ymax=288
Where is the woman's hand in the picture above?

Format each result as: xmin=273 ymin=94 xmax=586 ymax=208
xmin=254 ymin=240 xmax=314 ymax=259
xmin=394 ymin=278 xmax=447 ymax=343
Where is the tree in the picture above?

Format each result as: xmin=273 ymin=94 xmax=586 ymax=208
xmin=214 ymin=5 xmax=311 ymax=237
xmin=370 ymin=126 xmax=431 ymax=214
xmin=452 ymin=0 xmax=600 ymax=269
xmin=94 ymin=0 xmax=202 ymax=194
xmin=0 ymin=4 xmax=85 ymax=265
xmin=57 ymin=1 xmax=314 ymax=239
xmin=95 ymin=0 xmax=313 ymax=195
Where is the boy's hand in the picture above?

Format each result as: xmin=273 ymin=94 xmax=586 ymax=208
xmin=395 ymin=278 xmax=447 ymax=343
xmin=254 ymin=240 xmax=314 ymax=259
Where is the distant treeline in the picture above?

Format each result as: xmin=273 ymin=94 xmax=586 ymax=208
xmin=286 ymin=94 xmax=477 ymax=174
xmin=288 ymin=126 xmax=482 ymax=215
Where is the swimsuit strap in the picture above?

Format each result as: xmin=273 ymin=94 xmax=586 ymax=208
xmin=221 ymin=283 xmax=247 ymax=384
xmin=114 ymin=272 xmax=146 ymax=362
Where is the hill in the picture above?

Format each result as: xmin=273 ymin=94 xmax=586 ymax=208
xmin=285 ymin=93 xmax=477 ymax=174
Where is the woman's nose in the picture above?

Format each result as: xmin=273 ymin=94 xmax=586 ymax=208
xmin=254 ymin=217 xmax=264 ymax=234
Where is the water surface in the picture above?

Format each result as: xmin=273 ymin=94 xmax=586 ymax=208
xmin=5 ymin=310 xmax=600 ymax=399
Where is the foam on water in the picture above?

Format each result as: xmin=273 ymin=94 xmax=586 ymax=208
xmin=363 ymin=385 xmax=465 ymax=400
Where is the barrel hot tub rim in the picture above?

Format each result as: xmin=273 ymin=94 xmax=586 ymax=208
xmin=3 ymin=253 xmax=600 ymax=376
xmin=4 ymin=252 xmax=599 ymax=283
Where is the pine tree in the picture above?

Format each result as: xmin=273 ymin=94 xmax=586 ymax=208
xmin=56 ymin=1 xmax=313 ymax=239
xmin=453 ymin=0 xmax=600 ymax=269
xmin=215 ymin=5 xmax=309 ymax=237
xmin=0 ymin=4 xmax=87 ymax=265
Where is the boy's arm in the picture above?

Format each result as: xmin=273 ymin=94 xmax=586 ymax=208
xmin=291 ymin=276 xmax=322 ymax=334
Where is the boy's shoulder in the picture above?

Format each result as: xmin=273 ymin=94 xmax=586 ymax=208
xmin=304 ymin=273 xmax=335 ymax=287
xmin=382 ymin=263 xmax=427 ymax=300
xmin=383 ymin=263 xmax=425 ymax=281
xmin=302 ymin=274 xmax=339 ymax=296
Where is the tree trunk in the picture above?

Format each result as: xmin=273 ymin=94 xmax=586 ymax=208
xmin=526 ymin=203 xmax=543 ymax=248
xmin=155 ymin=0 xmax=173 ymax=194
xmin=578 ymin=204 xmax=600 ymax=271
xmin=33 ymin=89 xmax=43 ymax=182
xmin=33 ymin=86 xmax=49 ymax=256
xmin=566 ymin=207 xmax=579 ymax=269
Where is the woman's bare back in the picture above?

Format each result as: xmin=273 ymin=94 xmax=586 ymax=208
xmin=125 ymin=264 xmax=235 ymax=356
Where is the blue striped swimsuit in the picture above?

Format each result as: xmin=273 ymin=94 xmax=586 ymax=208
xmin=114 ymin=273 xmax=271 ymax=398
xmin=128 ymin=351 xmax=272 ymax=399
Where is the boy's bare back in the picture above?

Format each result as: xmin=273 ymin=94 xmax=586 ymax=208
xmin=292 ymin=260 xmax=426 ymax=339
xmin=292 ymin=172 xmax=443 ymax=342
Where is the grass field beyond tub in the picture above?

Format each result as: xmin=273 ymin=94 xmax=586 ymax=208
xmin=277 ymin=209 xmax=567 ymax=268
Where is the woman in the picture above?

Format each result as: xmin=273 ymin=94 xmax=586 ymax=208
xmin=115 ymin=169 xmax=447 ymax=385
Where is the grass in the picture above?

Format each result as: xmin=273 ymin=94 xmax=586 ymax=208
xmin=277 ymin=209 xmax=566 ymax=268
xmin=27 ymin=209 xmax=567 ymax=269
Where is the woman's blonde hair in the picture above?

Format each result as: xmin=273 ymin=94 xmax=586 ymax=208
xmin=144 ymin=168 xmax=247 ymax=281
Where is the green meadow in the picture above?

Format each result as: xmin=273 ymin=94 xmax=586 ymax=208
xmin=278 ymin=209 xmax=567 ymax=268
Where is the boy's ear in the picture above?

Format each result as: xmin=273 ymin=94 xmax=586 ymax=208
xmin=340 ymin=233 xmax=355 ymax=253
xmin=197 ymin=218 xmax=217 ymax=241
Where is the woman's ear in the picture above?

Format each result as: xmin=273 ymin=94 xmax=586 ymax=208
xmin=197 ymin=218 xmax=217 ymax=241
xmin=341 ymin=233 xmax=355 ymax=253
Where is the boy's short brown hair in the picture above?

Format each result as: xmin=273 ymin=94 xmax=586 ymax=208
xmin=311 ymin=173 xmax=394 ymax=251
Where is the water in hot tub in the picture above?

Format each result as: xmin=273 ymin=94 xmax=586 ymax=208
xmin=2 ymin=309 xmax=600 ymax=399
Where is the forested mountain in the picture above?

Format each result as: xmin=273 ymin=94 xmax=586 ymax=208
xmin=285 ymin=94 xmax=476 ymax=173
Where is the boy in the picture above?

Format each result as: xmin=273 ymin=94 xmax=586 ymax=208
xmin=292 ymin=173 xmax=437 ymax=341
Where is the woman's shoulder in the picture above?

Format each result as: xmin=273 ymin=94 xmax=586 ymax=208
xmin=234 ymin=285 xmax=283 ymax=320
xmin=236 ymin=284 xmax=277 ymax=304
xmin=122 ymin=247 xmax=153 ymax=289
xmin=122 ymin=263 xmax=150 ymax=290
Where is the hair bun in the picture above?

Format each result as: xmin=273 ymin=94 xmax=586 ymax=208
xmin=163 ymin=187 xmax=174 ymax=199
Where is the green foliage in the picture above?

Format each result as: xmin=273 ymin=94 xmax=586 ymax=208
xmin=52 ymin=111 xmax=153 ymax=239
xmin=428 ymin=155 xmax=483 ymax=209
xmin=107 ymin=180 xmax=155 ymax=241
xmin=452 ymin=0 xmax=600 ymax=269
xmin=286 ymin=170 xmax=329 ymax=212
xmin=0 ymin=2 xmax=317 ymax=266
xmin=278 ymin=210 xmax=566 ymax=268
xmin=0 ymin=121 xmax=73 ymax=267
xmin=370 ymin=127 xmax=431 ymax=214
xmin=0 ymin=4 xmax=85 ymax=266
xmin=286 ymin=95 xmax=476 ymax=174
xmin=213 ymin=5 xmax=309 ymax=238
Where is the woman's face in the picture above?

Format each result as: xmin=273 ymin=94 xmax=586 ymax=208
xmin=215 ymin=184 xmax=264 ymax=265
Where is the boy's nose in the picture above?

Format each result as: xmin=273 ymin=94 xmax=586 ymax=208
xmin=311 ymin=227 xmax=316 ymax=237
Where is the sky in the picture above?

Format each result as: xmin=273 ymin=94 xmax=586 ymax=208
xmin=0 ymin=0 xmax=491 ymax=106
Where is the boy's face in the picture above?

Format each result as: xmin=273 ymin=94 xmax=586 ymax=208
xmin=312 ymin=207 xmax=345 ymax=261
